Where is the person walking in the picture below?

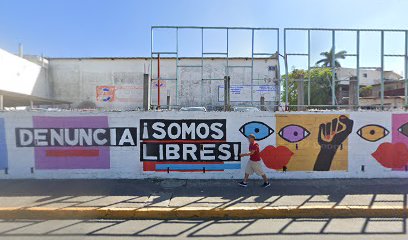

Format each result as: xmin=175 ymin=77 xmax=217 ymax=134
xmin=239 ymin=134 xmax=270 ymax=188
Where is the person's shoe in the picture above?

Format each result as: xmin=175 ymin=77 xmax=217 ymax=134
xmin=261 ymin=182 xmax=270 ymax=188
xmin=238 ymin=181 xmax=248 ymax=187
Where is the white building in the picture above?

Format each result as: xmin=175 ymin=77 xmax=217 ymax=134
xmin=336 ymin=67 xmax=402 ymax=86
xmin=0 ymin=48 xmax=280 ymax=110
xmin=0 ymin=48 xmax=69 ymax=108
xmin=335 ymin=67 xmax=403 ymax=105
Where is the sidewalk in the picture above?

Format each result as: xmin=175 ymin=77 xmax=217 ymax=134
xmin=0 ymin=178 xmax=407 ymax=219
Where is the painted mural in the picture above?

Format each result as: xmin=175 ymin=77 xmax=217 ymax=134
xmin=276 ymin=114 xmax=353 ymax=171
xmin=239 ymin=121 xmax=293 ymax=170
xmin=356 ymin=124 xmax=389 ymax=142
xmin=368 ymin=114 xmax=408 ymax=170
xmin=140 ymin=119 xmax=241 ymax=172
xmin=16 ymin=116 xmax=137 ymax=170
xmin=0 ymin=118 xmax=8 ymax=170
xmin=3 ymin=111 xmax=408 ymax=178
xmin=239 ymin=121 xmax=274 ymax=140
xmin=390 ymin=114 xmax=408 ymax=170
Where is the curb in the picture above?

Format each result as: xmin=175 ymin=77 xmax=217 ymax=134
xmin=0 ymin=206 xmax=406 ymax=219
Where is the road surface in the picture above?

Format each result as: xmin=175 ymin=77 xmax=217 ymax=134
xmin=0 ymin=218 xmax=406 ymax=239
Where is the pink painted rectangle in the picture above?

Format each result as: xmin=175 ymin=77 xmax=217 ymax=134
xmin=33 ymin=116 xmax=110 ymax=170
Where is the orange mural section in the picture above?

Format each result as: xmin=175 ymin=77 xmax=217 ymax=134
xmin=276 ymin=114 xmax=352 ymax=171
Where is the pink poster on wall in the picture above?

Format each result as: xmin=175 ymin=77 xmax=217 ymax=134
xmin=32 ymin=116 xmax=110 ymax=169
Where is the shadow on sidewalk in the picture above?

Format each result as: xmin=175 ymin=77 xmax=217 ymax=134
xmin=0 ymin=179 xmax=407 ymax=214
xmin=0 ymin=218 xmax=405 ymax=237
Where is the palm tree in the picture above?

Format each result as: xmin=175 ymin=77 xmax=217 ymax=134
xmin=316 ymin=48 xmax=347 ymax=67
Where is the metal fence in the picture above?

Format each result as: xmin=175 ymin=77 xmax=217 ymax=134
xmin=149 ymin=26 xmax=408 ymax=111
xmin=150 ymin=26 xmax=280 ymax=110
xmin=283 ymin=28 xmax=408 ymax=110
xmin=20 ymin=27 xmax=408 ymax=112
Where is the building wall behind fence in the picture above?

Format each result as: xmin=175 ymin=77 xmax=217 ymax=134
xmin=0 ymin=111 xmax=405 ymax=179
xmin=48 ymin=58 xmax=278 ymax=109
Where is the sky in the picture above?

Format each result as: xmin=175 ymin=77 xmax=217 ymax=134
xmin=1 ymin=0 xmax=408 ymax=73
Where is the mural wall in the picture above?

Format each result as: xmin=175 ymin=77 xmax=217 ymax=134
xmin=0 ymin=111 xmax=408 ymax=179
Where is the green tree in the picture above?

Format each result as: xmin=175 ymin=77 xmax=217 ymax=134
xmin=282 ymin=68 xmax=336 ymax=107
xmin=316 ymin=48 xmax=347 ymax=67
xmin=360 ymin=85 xmax=372 ymax=97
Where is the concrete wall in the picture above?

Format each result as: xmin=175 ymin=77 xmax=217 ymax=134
xmin=48 ymin=58 xmax=278 ymax=109
xmin=0 ymin=111 xmax=407 ymax=179
xmin=0 ymin=49 xmax=50 ymax=98
xmin=372 ymin=81 xmax=405 ymax=98
xmin=360 ymin=97 xmax=405 ymax=108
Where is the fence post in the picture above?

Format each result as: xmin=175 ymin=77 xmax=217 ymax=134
xmin=297 ymin=79 xmax=305 ymax=111
xmin=143 ymin=73 xmax=150 ymax=111
xmin=349 ymin=76 xmax=358 ymax=110
xmin=224 ymin=76 xmax=230 ymax=111
xmin=260 ymin=96 xmax=265 ymax=111
xmin=167 ymin=95 xmax=171 ymax=110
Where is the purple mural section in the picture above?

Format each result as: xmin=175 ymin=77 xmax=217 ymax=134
xmin=33 ymin=116 xmax=110 ymax=169
xmin=391 ymin=114 xmax=408 ymax=171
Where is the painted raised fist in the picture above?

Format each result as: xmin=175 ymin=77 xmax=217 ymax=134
xmin=314 ymin=115 xmax=353 ymax=171
xmin=318 ymin=115 xmax=354 ymax=147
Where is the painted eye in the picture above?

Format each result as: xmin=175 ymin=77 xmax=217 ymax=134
xmin=398 ymin=122 xmax=408 ymax=138
xmin=239 ymin=121 xmax=274 ymax=140
xmin=357 ymin=124 xmax=389 ymax=142
xmin=278 ymin=124 xmax=310 ymax=143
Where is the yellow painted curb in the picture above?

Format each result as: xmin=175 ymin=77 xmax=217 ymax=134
xmin=0 ymin=206 xmax=406 ymax=219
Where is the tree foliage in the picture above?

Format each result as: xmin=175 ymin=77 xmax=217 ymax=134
xmin=282 ymin=68 xmax=336 ymax=106
xmin=316 ymin=48 xmax=347 ymax=67
xmin=360 ymin=85 xmax=372 ymax=97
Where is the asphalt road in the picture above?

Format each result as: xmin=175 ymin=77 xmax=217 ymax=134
xmin=0 ymin=218 xmax=406 ymax=239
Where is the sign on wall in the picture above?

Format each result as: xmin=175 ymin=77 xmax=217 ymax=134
xmin=96 ymin=86 xmax=115 ymax=102
xmin=140 ymin=119 xmax=241 ymax=172
xmin=15 ymin=116 xmax=137 ymax=170
xmin=96 ymin=86 xmax=143 ymax=103
xmin=218 ymin=85 xmax=277 ymax=102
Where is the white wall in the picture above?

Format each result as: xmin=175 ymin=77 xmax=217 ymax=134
xmin=48 ymin=58 xmax=279 ymax=109
xmin=336 ymin=68 xmax=401 ymax=86
xmin=0 ymin=111 xmax=407 ymax=179
xmin=0 ymin=49 xmax=50 ymax=98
